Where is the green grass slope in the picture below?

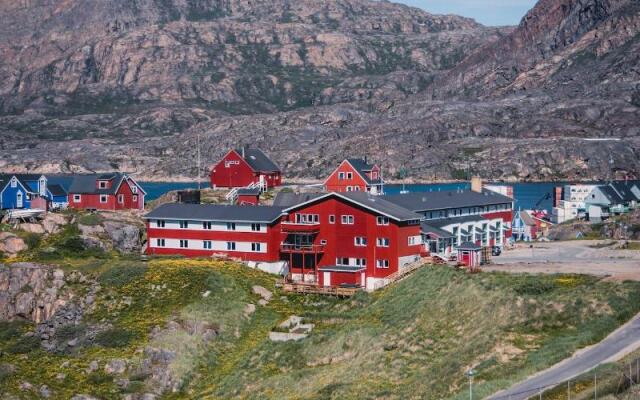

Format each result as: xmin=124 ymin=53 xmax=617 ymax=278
xmin=1 ymin=253 xmax=639 ymax=399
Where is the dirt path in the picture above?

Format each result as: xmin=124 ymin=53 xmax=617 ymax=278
xmin=485 ymin=240 xmax=640 ymax=281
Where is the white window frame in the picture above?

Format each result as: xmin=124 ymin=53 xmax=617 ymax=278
xmin=336 ymin=257 xmax=349 ymax=266
xmin=354 ymin=237 xmax=367 ymax=247
xmin=203 ymin=240 xmax=212 ymax=249
xmin=329 ymin=215 xmax=335 ymax=224
xmin=98 ymin=181 xmax=107 ymax=189
xmin=131 ymin=185 xmax=138 ymax=194
xmin=377 ymin=238 xmax=390 ymax=247
xmin=251 ymin=223 xmax=262 ymax=232
xmin=251 ymin=243 xmax=261 ymax=252
xmin=376 ymin=259 xmax=390 ymax=269
xmin=376 ymin=216 xmax=389 ymax=225
xmin=346 ymin=186 xmax=353 ymax=192
xmin=156 ymin=220 xmax=165 ymax=228
xmin=226 ymin=242 xmax=236 ymax=251
xmin=99 ymin=194 xmax=108 ymax=204
xmin=338 ymin=172 xmax=345 ymax=180
xmin=341 ymin=215 xmax=354 ymax=225
xmin=227 ymin=222 xmax=236 ymax=231
xmin=179 ymin=239 xmax=189 ymax=248
xmin=10 ymin=178 xmax=17 ymax=188
xmin=203 ymin=221 xmax=212 ymax=230
xmin=346 ymin=172 xmax=353 ymax=179
xmin=118 ymin=194 xmax=124 ymax=204
xmin=355 ymin=258 xmax=366 ymax=266
xmin=73 ymin=194 xmax=82 ymax=203
xmin=180 ymin=220 xmax=189 ymax=229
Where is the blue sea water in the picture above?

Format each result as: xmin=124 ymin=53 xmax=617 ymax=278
xmin=141 ymin=182 xmax=204 ymax=201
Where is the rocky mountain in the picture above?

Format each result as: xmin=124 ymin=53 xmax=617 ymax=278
xmin=0 ymin=0 xmax=638 ymax=182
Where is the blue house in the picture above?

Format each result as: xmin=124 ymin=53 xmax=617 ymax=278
xmin=0 ymin=174 xmax=70 ymax=210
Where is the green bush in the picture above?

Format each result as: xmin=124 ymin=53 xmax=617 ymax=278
xmin=22 ymin=232 xmax=42 ymax=249
xmin=0 ymin=321 xmax=29 ymax=342
xmin=513 ymin=279 xmax=556 ymax=295
xmin=0 ymin=363 xmax=16 ymax=383
xmin=55 ymin=323 xmax=86 ymax=342
xmin=87 ymin=371 xmax=113 ymax=385
xmin=7 ymin=335 xmax=41 ymax=354
xmin=98 ymin=263 xmax=147 ymax=287
xmin=94 ymin=328 xmax=137 ymax=348
xmin=78 ymin=213 xmax=103 ymax=226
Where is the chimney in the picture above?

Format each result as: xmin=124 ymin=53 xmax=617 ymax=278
xmin=471 ymin=176 xmax=482 ymax=193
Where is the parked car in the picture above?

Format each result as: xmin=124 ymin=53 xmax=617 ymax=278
xmin=492 ymin=246 xmax=502 ymax=256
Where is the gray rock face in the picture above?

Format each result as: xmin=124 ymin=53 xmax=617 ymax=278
xmin=102 ymin=221 xmax=141 ymax=253
xmin=0 ymin=263 xmax=70 ymax=323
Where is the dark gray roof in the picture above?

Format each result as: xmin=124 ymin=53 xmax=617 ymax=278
xmin=236 ymin=148 xmax=280 ymax=173
xmin=318 ymin=265 xmax=366 ymax=272
xmin=420 ymin=222 xmax=453 ymax=237
xmin=237 ymin=188 xmax=261 ymax=196
xmin=272 ymin=192 xmax=325 ymax=207
xmin=598 ymin=185 xmax=623 ymax=204
xmin=382 ymin=189 xmax=512 ymax=213
xmin=68 ymin=174 xmax=125 ymax=195
xmin=346 ymin=158 xmax=382 ymax=185
xmin=145 ymin=203 xmax=285 ymax=223
xmin=338 ymin=192 xmax=422 ymax=221
xmin=457 ymin=242 xmax=482 ymax=251
xmin=607 ymin=182 xmax=638 ymax=202
xmin=48 ymin=184 xmax=67 ymax=196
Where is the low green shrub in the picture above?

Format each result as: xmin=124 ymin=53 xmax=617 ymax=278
xmin=98 ymin=263 xmax=147 ymax=287
xmin=513 ymin=278 xmax=557 ymax=295
xmin=55 ymin=323 xmax=86 ymax=342
xmin=7 ymin=335 xmax=41 ymax=354
xmin=87 ymin=371 xmax=113 ymax=385
xmin=78 ymin=213 xmax=104 ymax=227
xmin=0 ymin=321 xmax=29 ymax=342
xmin=94 ymin=328 xmax=137 ymax=348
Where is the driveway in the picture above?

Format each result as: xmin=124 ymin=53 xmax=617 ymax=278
xmin=487 ymin=312 xmax=640 ymax=399
xmin=484 ymin=240 xmax=640 ymax=281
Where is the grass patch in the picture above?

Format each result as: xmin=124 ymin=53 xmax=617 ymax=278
xmin=98 ymin=263 xmax=147 ymax=287
xmin=77 ymin=213 xmax=104 ymax=226
xmin=94 ymin=328 xmax=137 ymax=348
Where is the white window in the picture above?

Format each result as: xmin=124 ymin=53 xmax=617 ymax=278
xmin=179 ymin=240 xmax=189 ymax=248
xmin=320 ymin=239 xmax=328 ymax=245
xmin=251 ymin=243 xmax=261 ymax=252
xmin=203 ymin=221 xmax=212 ymax=230
xmin=156 ymin=239 xmax=165 ymax=247
xmin=355 ymin=258 xmax=366 ymax=266
xmin=203 ymin=240 xmax=212 ymax=249
xmin=377 ymin=238 xmax=390 ymax=247
xmin=346 ymin=186 xmax=353 ymax=192
xmin=329 ymin=215 xmax=335 ymax=224
xmin=227 ymin=222 xmax=236 ymax=231
xmin=155 ymin=220 xmax=165 ymax=228
xmin=376 ymin=259 xmax=390 ymax=269
xmin=354 ymin=186 xmax=360 ymax=191
xmin=376 ymin=216 xmax=389 ymax=225
xmin=100 ymin=195 xmax=108 ymax=204
xmin=10 ymin=178 xmax=17 ymax=188
xmin=336 ymin=257 xmax=349 ymax=266
xmin=354 ymin=237 xmax=367 ymax=247
xmin=73 ymin=194 xmax=81 ymax=203
xmin=408 ymin=236 xmax=418 ymax=246
xmin=118 ymin=194 xmax=124 ymax=204
xmin=98 ymin=181 xmax=107 ymax=189
xmin=132 ymin=195 xmax=138 ymax=202
xmin=226 ymin=242 xmax=236 ymax=251
xmin=346 ymin=172 xmax=353 ymax=179
xmin=251 ymin=223 xmax=262 ymax=231
xmin=338 ymin=172 xmax=345 ymax=180
xmin=131 ymin=186 xmax=138 ymax=194
xmin=341 ymin=215 xmax=354 ymax=224
xmin=180 ymin=220 xmax=189 ymax=229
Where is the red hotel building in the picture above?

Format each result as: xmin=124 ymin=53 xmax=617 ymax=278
xmin=145 ymin=192 xmax=423 ymax=291
xmin=67 ymin=173 xmax=146 ymax=211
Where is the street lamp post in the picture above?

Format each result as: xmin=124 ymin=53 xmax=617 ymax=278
xmin=466 ymin=369 xmax=476 ymax=400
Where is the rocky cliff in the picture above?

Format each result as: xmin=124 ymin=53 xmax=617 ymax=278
xmin=0 ymin=0 xmax=639 ymax=181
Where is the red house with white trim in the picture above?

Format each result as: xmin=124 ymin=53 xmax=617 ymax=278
xmin=67 ymin=173 xmax=146 ymax=211
xmin=324 ymin=158 xmax=384 ymax=194
xmin=210 ymin=148 xmax=282 ymax=190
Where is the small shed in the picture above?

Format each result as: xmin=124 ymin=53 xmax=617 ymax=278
xmin=457 ymin=242 xmax=482 ymax=270
xmin=237 ymin=188 xmax=260 ymax=205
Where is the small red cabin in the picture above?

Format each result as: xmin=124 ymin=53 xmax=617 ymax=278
xmin=324 ymin=158 xmax=384 ymax=195
xmin=210 ymin=148 xmax=282 ymax=190
xmin=236 ymin=188 xmax=261 ymax=206
xmin=67 ymin=173 xmax=146 ymax=211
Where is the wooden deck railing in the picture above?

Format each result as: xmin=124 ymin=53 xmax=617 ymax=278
xmin=278 ymin=281 xmax=360 ymax=297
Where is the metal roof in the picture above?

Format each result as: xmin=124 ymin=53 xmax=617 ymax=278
xmin=607 ymin=182 xmax=639 ymax=202
xmin=420 ymin=222 xmax=453 ymax=237
xmin=272 ymin=192 xmax=325 ymax=207
xmin=48 ymin=184 xmax=67 ymax=197
xmin=144 ymin=203 xmax=285 ymax=223
xmin=236 ymin=148 xmax=281 ymax=173
xmin=68 ymin=174 xmax=125 ymax=195
xmin=237 ymin=188 xmax=261 ymax=196
xmin=457 ymin=242 xmax=482 ymax=251
xmin=382 ymin=189 xmax=512 ymax=212
xmin=427 ymin=215 xmax=488 ymax=228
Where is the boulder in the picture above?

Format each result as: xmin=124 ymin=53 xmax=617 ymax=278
xmin=104 ymin=359 xmax=127 ymax=375
xmin=42 ymin=213 xmax=68 ymax=234
xmin=19 ymin=223 xmax=45 ymax=234
xmin=0 ymin=234 xmax=27 ymax=256
xmin=14 ymin=292 xmax=35 ymax=319
xmin=252 ymin=286 xmax=273 ymax=302
xmin=102 ymin=221 xmax=141 ymax=253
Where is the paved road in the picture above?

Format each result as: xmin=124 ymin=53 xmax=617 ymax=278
xmin=486 ymin=313 xmax=640 ymax=399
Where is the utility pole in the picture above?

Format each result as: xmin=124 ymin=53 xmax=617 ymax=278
xmin=465 ymin=369 xmax=476 ymax=400
xmin=567 ymin=379 xmax=570 ymax=400
xmin=197 ymin=133 xmax=202 ymax=190
xmin=594 ymin=372 xmax=597 ymax=400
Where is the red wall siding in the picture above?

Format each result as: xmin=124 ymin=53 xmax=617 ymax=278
xmin=324 ymin=161 xmax=369 ymax=193
xmin=237 ymin=194 xmax=259 ymax=205
xmin=210 ymin=151 xmax=257 ymax=188
xmin=68 ymin=179 xmax=144 ymax=211
xmin=481 ymin=210 xmax=514 ymax=237
xmin=318 ymin=270 xmax=362 ymax=287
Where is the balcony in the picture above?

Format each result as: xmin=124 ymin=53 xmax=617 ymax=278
xmin=280 ymin=243 xmax=325 ymax=253
xmin=281 ymin=221 xmax=321 ymax=233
